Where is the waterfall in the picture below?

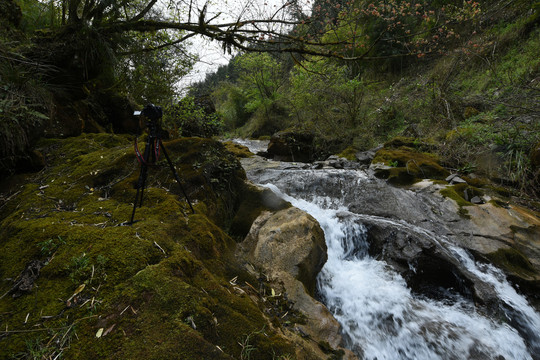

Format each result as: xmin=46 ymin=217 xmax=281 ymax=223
xmin=236 ymin=141 xmax=540 ymax=359
xmin=264 ymin=184 xmax=535 ymax=359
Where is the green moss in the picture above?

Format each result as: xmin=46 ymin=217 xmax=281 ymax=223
xmin=337 ymin=146 xmax=358 ymax=161
xmin=374 ymin=167 xmax=418 ymax=186
xmin=440 ymin=186 xmax=471 ymax=218
xmin=0 ymin=133 xmax=298 ymax=359
xmin=486 ymin=248 xmax=537 ymax=278
xmin=488 ymin=199 xmax=510 ymax=208
xmin=462 ymin=176 xmax=489 ymax=188
xmin=223 ymin=141 xmax=254 ymax=158
xmin=487 ymin=185 xmax=512 ymax=198
xmin=432 ymin=179 xmax=449 ymax=185
xmin=373 ymin=147 xmax=449 ymax=182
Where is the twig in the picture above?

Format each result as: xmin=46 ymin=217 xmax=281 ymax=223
xmin=153 ymin=241 xmax=166 ymax=255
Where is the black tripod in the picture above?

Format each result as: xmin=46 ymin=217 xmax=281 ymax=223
xmin=129 ymin=104 xmax=194 ymax=224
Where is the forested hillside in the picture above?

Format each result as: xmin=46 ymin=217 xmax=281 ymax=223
xmin=193 ymin=0 xmax=540 ymax=205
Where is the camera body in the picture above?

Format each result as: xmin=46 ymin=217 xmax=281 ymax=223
xmin=134 ymin=104 xmax=163 ymax=135
xmin=141 ymin=104 xmax=163 ymax=122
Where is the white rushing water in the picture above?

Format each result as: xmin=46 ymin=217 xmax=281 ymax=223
xmin=256 ymin=174 xmax=540 ymax=360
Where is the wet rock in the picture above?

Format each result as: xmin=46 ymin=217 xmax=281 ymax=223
xmin=267 ymin=130 xmax=314 ymax=162
xmin=355 ymin=146 xmax=381 ymax=165
xmin=470 ymin=196 xmax=484 ymax=204
xmin=229 ymin=183 xmax=289 ymax=239
xmin=326 ymin=155 xmax=345 ymax=169
xmin=446 ymin=173 xmax=467 ymax=184
xmin=310 ymin=156 xmax=362 ymax=170
xmin=237 ymin=208 xmax=354 ymax=356
xmin=361 ymin=217 xmax=504 ymax=313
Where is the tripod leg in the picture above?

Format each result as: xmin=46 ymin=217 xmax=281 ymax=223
xmin=129 ymin=136 xmax=154 ymax=224
xmin=130 ymin=163 xmax=147 ymax=224
xmin=160 ymin=142 xmax=195 ymax=214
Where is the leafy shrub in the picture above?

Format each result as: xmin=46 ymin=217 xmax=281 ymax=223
xmin=163 ymin=96 xmax=223 ymax=138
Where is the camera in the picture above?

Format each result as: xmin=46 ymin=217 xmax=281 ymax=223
xmin=134 ymin=104 xmax=163 ymax=122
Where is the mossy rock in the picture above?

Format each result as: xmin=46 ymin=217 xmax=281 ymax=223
xmin=337 ymin=146 xmax=358 ymax=161
xmin=462 ymin=175 xmax=489 ymax=188
xmin=222 ymin=141 xmax=254 ymax=158
xmin=487 ymin=185 xmax=512 ymax=198
xmin=0 ymin=133 xmax=298 ymax=359
xmin=440 ymin=183 xmax=483 ymax=205
xmin=439 ymin=184 xmax=485 ymax=218
xmin=485 ymin=248 xmax=538 ymax=279
xmin=373 ymin=166 xmax=417 ymax=186
xmin=372 ymin=146 xmax=449 ymax=181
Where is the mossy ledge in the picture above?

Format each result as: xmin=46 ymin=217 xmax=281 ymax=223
xmin=439 ymin=183 xmax=485 ymax=218
xmin=0 ymin=133 xmax=300 ymax=359
xmin=372 ymin=137 xmax=449 ymax=185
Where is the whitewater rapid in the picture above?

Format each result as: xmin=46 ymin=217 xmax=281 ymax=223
xmin=237 ymin=140 xmax=540 ymax=359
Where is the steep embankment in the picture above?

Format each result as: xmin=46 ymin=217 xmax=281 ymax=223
xmin=0 ymin=134 xmax=340 ymax=359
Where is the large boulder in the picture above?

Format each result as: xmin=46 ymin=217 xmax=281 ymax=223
xmin=267 ymin=130 xmax=314 ymax=162
xmin=237 ymin=207 xmax=356 ymax=359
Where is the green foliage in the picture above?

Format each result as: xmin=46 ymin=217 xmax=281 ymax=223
xmin=289 ymin=60 xmax=365 ymax=140
xmin=0 ymin=41 xmax=52 ymax=174
xmin=320 ymin=0 xmax=481 ymax=72
xmin=213 ymin=83 xmax=252 ymax=130
xmin=37 ymin=236 xmax=66 ymax=257
xmin=163 ymin=96 xmax=223 ymax=138
xmin=116 ymin=31 xmax=195 ymax=104
xmin=15 ymin=0 xmax=53 ymax=31
xmin=67 ymin=252 xmax=91 ymax=284
xmin=235 ymin=52 xmax=285 ymax=115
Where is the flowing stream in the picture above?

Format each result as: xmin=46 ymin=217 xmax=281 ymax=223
xmin=236 ymin=140 xmax=540 ymax=360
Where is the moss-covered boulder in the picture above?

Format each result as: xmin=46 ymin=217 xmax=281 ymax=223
xmin=222 ymin=141 xmax=254 ymax=158
xmin=0 ymin=133 xmax=313 ymax=359
xmin=267 ymin=130 xmax=315 ymax=162
xmin=371 ymin=138 xmax=449 ymax=185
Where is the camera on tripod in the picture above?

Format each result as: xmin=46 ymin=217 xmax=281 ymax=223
xmin=129 ymin=104 xmax=194 ymax=224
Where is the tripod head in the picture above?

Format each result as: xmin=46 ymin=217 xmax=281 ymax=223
xmin=134 ymin=104 xmax=163 ymax=137
xmin=141 ymin=104 xmax=163 ymax=122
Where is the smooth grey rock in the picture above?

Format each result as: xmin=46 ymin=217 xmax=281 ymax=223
xmin=471 ymin=196 xmax=483 ymax=204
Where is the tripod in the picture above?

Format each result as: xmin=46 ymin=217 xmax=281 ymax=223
xmin=129 ymin=106 xmax=194 ymax=224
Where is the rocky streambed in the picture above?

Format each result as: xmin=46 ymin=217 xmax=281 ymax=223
xmin=234 ymin=138 xmax=540 ymax=359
